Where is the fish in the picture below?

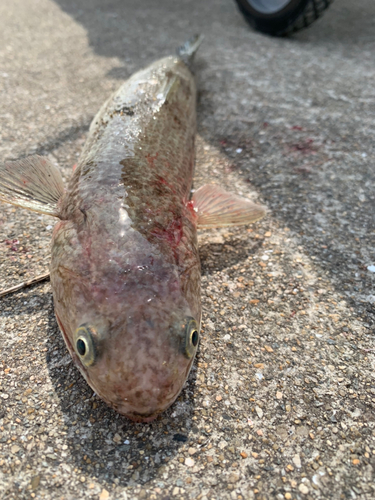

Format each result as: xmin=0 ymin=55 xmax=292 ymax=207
xmin=0 ymin=36 xmax=265 ymax=422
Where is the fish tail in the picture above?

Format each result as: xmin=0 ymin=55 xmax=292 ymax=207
xmin=177 ymin=34 xmax=204 ymax=67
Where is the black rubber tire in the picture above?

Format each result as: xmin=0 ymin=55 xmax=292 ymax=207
xmin=235 ymin=0 xmax=333 ymax=36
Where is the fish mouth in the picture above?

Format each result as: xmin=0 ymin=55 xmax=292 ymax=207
xmin=108 ymin=383 xmax=185 ymax=423
xmin=118 ymin=404 xmax=168 ymax=423
xmin=126 ymin=411 xmax=161 ymax=423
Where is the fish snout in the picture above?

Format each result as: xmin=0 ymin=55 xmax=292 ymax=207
xmin=109 ymin=363 xmax=189 ymax=421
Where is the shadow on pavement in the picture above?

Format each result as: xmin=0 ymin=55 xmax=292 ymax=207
xmin=51 ymin=0 xmax=242 ymax=78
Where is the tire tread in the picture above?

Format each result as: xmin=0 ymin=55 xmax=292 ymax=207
xmin=237 ymin=0 xmax=334 ymax=36
xmin=283 ymin=0 xmax=333 ymax=35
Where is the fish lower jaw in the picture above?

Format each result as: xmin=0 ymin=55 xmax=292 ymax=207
xmin=107 ymin=398 xmax=175 ymax=423
xmin=125 ymin=412 xmax=160 ymax=423
xmin=102 ymin=389 xmax=182 ymax=423
xmin=101 ymin=399 xmax=163 ymax=422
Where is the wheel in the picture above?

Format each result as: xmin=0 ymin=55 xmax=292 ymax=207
xmin=234 ymin=0 xmax=334 ymax=36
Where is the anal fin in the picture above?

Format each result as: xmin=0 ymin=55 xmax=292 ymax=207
xmin=192 ymin=184 xmax=266 ymax=229
xmin=0 ymin=155 xmax=64 ymax=217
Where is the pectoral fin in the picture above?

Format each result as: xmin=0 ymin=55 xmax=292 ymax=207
xmin=192 ymin=184 xmax=266 ymax=229
xmin=0 ymin=155 xmax=64 ymax=217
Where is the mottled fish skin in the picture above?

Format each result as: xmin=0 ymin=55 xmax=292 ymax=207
xmin=51 ymin=56 xmax=201 ymax=421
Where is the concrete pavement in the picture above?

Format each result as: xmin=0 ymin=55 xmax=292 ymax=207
xmin=1 ymin=0 xmax=375 ymax=499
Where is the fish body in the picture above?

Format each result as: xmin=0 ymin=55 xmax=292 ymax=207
xmin=52 ymin=55 xmax=201 ymax=420
xmin=0 ymin=37 xmax=265 ymax=421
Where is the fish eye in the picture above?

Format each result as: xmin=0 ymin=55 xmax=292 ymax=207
xmin=191 ymin=329 xmax=198 ymax=346
xmin=183 ymin=317 xmax=199 ymax=359
xmin=76 ymin=338 xmax=87 ymax=356
xmin=73 ymin=325 xmax=97 ymax=367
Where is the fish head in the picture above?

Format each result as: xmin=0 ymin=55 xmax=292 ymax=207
xmin=52 ymin=226 xmax=201 ymax=421
xmin=69 ymin=310 xmax=199 ymax=422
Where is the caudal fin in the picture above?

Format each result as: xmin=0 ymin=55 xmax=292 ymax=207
xmin=0 ymin=155 xmax=64 ymax=217
xmin=177 ymin=34 xmax=204 ymax=67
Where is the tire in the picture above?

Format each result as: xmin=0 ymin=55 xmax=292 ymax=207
xmin=234 ymin=0 xmax=333 ymax=36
